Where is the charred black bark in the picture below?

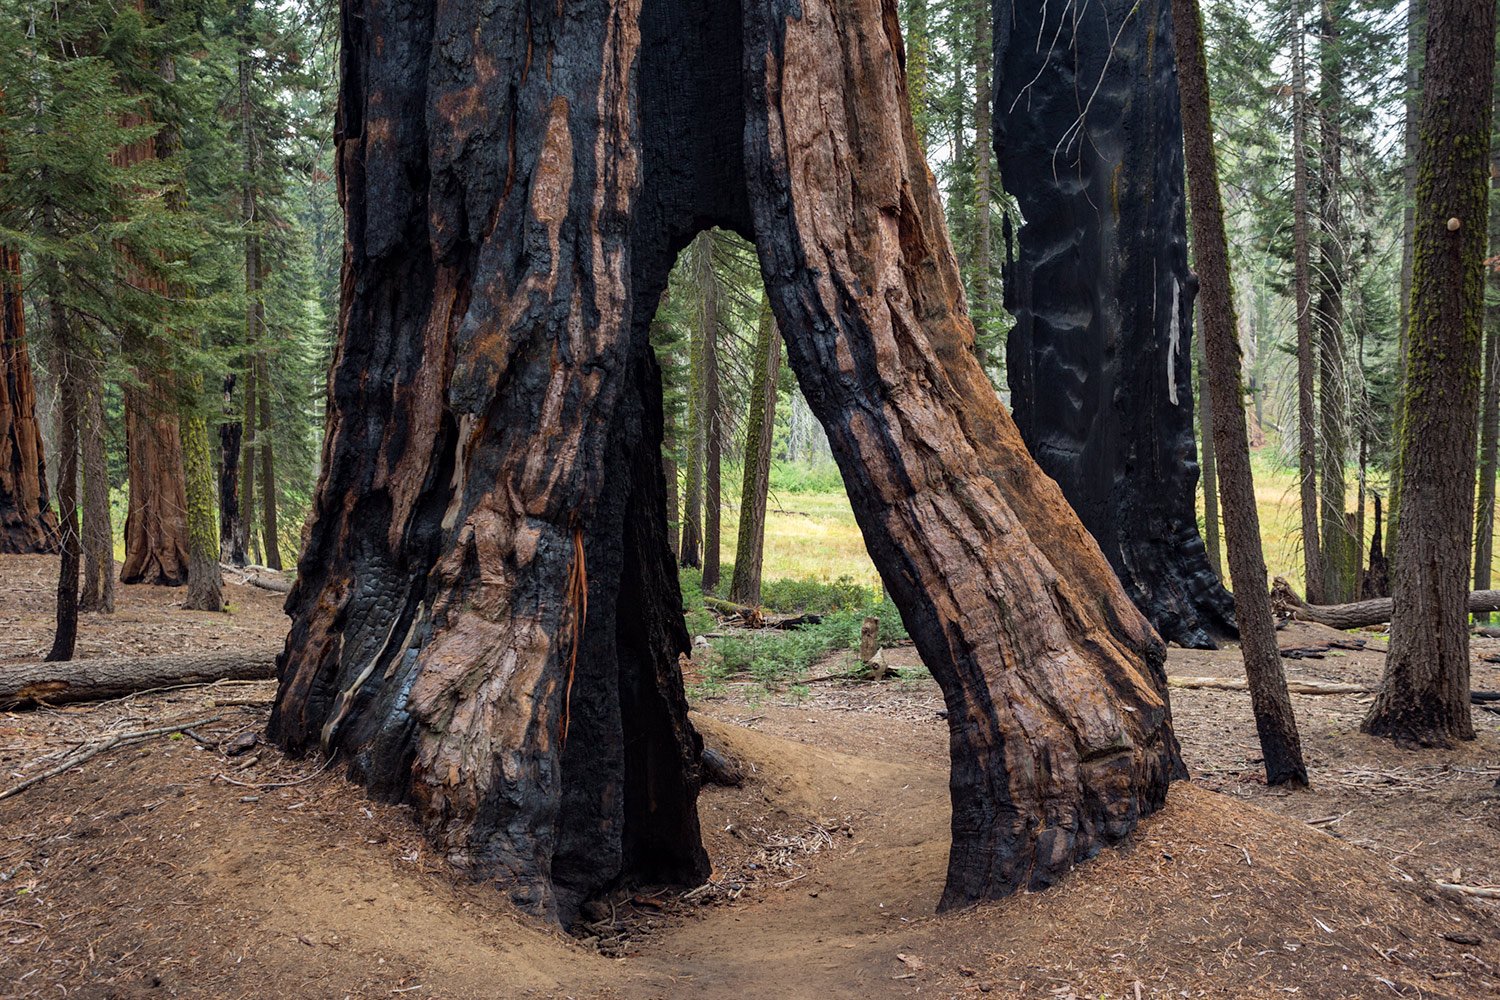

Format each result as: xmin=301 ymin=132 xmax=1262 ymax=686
xmin=274 ymin=0 xmax=1180 ymax=926
xmin=995 ymin=0 xmax=1237 ymax=650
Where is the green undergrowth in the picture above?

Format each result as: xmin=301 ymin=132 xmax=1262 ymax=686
xmin=680 ymin=566 xmax=910 ymax=697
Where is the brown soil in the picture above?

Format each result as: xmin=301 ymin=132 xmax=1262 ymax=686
xmin=1 ymin=554 xmax=1498 ymax=999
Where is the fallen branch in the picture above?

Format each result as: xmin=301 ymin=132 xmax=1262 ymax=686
xmin=0 ymin=651 xmax=278 ymax=708
xmin=0 ymin=716 xmax=221 ymax=801
xmin=1272 ymin=577 xmax=1500 ymax=630
xmin=699 ymin=597 xmax=822 ymax=629
xmin=221 ymin=563 xmax=292 ymax=594
xmin=1436 ymin=882 xmax=1500 ymax=901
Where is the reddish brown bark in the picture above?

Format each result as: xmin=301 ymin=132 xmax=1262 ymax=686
xmin=120 ymin=384 xmax=190 ymax=586
xmin=0 ymin=244 xmax=58 ymax=554
xmin=272 ymin=0 xmax=1180 ymax=923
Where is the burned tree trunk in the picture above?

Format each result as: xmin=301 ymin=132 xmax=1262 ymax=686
xmin=995 ymin=0 xmax=1237 ymax=650
xmin=0 ymin=244 xmax=58 ymax=554
xmin=218 ymin=375 xmax=247 ymax=566
xmin=274 ymin=0 xmax=1180 ymax=924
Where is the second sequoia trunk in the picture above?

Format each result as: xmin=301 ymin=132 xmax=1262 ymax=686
xmin=995 ymin=0 xmax=1237 ymax=649
xmin=273 ymin=0 xmax=1181 ymax=925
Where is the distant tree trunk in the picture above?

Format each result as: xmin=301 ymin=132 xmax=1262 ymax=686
xmin=1316 ymin=0 xmax=1352 ymax=604
xmin=1291 ymin=0 xmax=1323 ymax=603
xmin=728 ymin=298 xmax=781 ymax=607
xmin=0 ymin=243 xmax=58 ymax=554
xmin=1390 ymin=0 xmax=1427 ymax=558
xmin=1173 ymin=0 xmax=1308 ymax=787
xmin=1195 ymin=314 xmax=1222 ymax=579
xmin=1473 ymin=119 xmax=1500 ymax=622
xmin=1363 ymin=0 xmax=1495 ymax=747
xmin=78 ymin=358 xmax=114 ymax=613
xmin=256 ymin=354 xmax=281 ymax=570
xmin=46 ymin=316 xmax=80 ymax=663
xmin=700 ymin=240 xmax=722 ymax=595
xmin=273 ymin=0 xmax=1182 ymax=925
xmin=1364 ymin=492 xmax=1389 ymax=598
xmin=240 ymin=360 xmax=260 ymax=566
xmin=218 ymin=374 xmax=247 ymax=566
xmin=120 ymin=384 xmax=191 ymax=586
xmin=996 ymin=0 xmax=1237 ymax=649
xmin=680 ymin=244 xmax=704 ymax=570
xmin=182 ymin=379 xmax=223 ymax=612
xmin=971 ymin=1 xmax=994 ymax=371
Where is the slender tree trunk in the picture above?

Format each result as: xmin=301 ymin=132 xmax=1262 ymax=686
xmin=1473 ymin=112 xmax=1500 ymax=622
xmin=78 ymin=357 xmax=114 ymax=613
xmin=700 ymin=239 xmax=722 ymax=594
xmin=240 ymin=357 xmax=260 ymax=566
xmin=1390 ymin=0 xmax=1428 ymax=558
xmin=728 ymin=297 xmax=782 ymax=607
xmin=256 ymin=353 xmax=281 ymax=570
xmin=1195 ymin=314 xmax=1222 ymax=579
xmin=0 ymin=244 xmax=57 ymax=554
xmin=971 ymin=0 xmax=994 ymax=371
xmin=218 ymin=374 xmax=247 ymax=565
xmin=680 ymin=247 xmax=704 ymax=570
xmin=1173 ymin=0 xmax=1308 ymax=787
xmin=1363 ymin=0 xmax=1495 ymax=747
xmin=46 ymin=312 xmax=80 ymax=664
xmin=1316 ymin=0 xmax=1352 ymax=604
xmin=182 ymin=379 xmax=224 ymax=612
xmin=996 ymin=0 xmax=1237 ymax=649
xmin=1292 ymin=0 xmax=1323 ymax=603
xmin=273 ymin=0 xmax=1182 ymax=924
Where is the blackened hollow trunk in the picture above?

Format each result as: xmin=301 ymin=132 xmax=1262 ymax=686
xmin=273 ymin=0 xmax=1182 ymax=925
xmin=996 ymin=0 xmax=1237 ymax=650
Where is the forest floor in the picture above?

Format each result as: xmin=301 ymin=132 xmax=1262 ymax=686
xmin=1 ymin=553 xmax=1499 ymax=999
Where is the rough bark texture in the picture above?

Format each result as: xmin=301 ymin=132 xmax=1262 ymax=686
xmin=0 ymin=650 xmax=277 ymax=708
xmin=0 ymin=244 xmax=58 ymax=554
xmin=1474 ymin=125 xmax=1500 ymax=621
xmin=78 ymin=362 xmax=115 ymax=613
xmin=45 ymin=334 xmax=80 ymax=664
xmin=182 ymin=387 xmax=224 ymax=613
xmin=255 ymin=355 xmax=281 ymax=570
xmin=1195 ymin=315 xmax=1222 ymax=579
xmin=728 ymin=297 xmax=781 ymax=607
xmin=1292 ymin=0 xmax=1323 ymax=603
xmin=120 ymin=384 xmax=191 ymax=586
xmin=1173 ymin=0 xmax=1307 ymax=787
xmin=273 ymin=0 xmax=1181 ymax=925
xmin=1363 ymin=0 xmax=1495 ymax=747
xmin=995 ymin=0 xmax=1237 ymax=650
xmin=697 ymin=236 xmax=722 ymax=594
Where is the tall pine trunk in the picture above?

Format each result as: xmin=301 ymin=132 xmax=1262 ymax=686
xmin=256 ymin=353 xmax=281 ymax=569
xmin=45 ymin=306 xmax=80 ymax=663
xmin=1316 ymin=0 xmax=1352 ymax=604
xmin=1195 ymin=314 xmax=1222 ymax=579
xmin=679 ymin=241 xmax=705 ymax=571
xmin=1173 ymin=0 xmax=1308 ymax=787
xmin=699 ymin=239 xmax=722 ymax=595
xmin=272 ymin=0 xmax=1182 ymax=925
xmin=1292 ymin=0 xmax=1323 ymax=602
xmin=182 ymin=379 xmax=224 ymax=612
xmin=1390 ymin=0 xmax=1427 ymax=558
xmin=78 ymin=356 xmax=114 ymax=613
xmin=1364 ymin=0 xmax=1495 ymax=747
xmin=1473 ymin=90 xmax=1500 ymax=622
xmin=971 ymin=1 xmax=994 ymax=371
xmin=728 ymin=297 xmax=782 ymax=607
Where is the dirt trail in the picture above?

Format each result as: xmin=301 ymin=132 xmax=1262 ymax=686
xmin=2 ymin=556 xmax=1500 ymax=998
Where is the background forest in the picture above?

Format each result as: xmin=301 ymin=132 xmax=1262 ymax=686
xmin=0 ymin=0 xmax=1482 ymax=657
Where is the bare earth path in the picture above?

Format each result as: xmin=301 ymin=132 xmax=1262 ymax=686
xmin=1 ymin=555 xmax=1498 ymax=999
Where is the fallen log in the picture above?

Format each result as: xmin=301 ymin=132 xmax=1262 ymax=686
xmin=0 ymin=651 xmax=278 ymax=708
xmin=700 ymin=744 xmax=745 ymax=787
xmin=1271 ymin=577 xmax=1500 ymax=630
xmin=699 ymin=596 xmax=822 ymax=629
xmin=222 ymin=564 xmax=292 ymax=594
xmin=1169 ymin=675 xmax=1500 ymax=705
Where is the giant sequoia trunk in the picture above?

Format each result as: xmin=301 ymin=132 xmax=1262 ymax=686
xmin=121 ymin=384 xmax=191 ymax=586
xmin=995 ymin=0 xmax=1237 ymax=650
xmin=273 ymin=0 xmax=1181 ymax=925
xmin=0 ymin=244 xmax=58 ymax=554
